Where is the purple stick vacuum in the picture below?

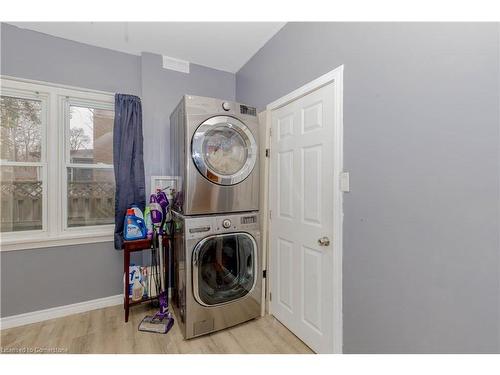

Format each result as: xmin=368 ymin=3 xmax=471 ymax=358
xmin=138 ymin=190 xmax=174 ymax=334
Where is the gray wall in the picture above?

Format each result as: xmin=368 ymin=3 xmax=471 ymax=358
xmin=0 ymin=23 xmax=141 ymax=95
xmin=236 ymin=22 xmax=500 ymax=353
xmin=0 ymin=23 xmax=235 ymax=317
xmin=1 ymin=243 xmax=122 ymax=316
xmin=140 ymin=52 xmax=235 ymax=193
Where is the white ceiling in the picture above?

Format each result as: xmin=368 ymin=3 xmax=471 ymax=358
xmin=8 ymin=22 xmax=285 ymax=73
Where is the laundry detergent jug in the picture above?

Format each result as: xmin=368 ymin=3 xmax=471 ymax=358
xmin=123 ymin=208 xmax=147 ymax=241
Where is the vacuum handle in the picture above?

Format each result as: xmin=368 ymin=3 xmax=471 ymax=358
xmin=158 ymin=234 xmax=166 ymax=292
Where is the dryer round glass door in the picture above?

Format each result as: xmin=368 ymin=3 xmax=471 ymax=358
xmin=192 ymin=116 xmax=257 ymax=185
xmin=192 ymin=233 xmax=257 ymax=306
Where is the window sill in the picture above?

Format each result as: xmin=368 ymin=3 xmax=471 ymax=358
xmin=0 ymin=231 xmax=113 ymax=252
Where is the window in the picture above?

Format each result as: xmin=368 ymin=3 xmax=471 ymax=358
xmin=0 ymin=77 xmax=115 ymax=251
xmin=65 ymin=102 xmax=114 ymax=228
xmin=1 ymin=93 xmax=47 ymax=233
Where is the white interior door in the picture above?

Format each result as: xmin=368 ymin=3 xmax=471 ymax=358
xmin=269 ymin=81 xmax=340 ymax=354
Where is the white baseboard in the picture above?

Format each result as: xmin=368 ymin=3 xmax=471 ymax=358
xmin=0 ymin=294 xmax=123 ymax=330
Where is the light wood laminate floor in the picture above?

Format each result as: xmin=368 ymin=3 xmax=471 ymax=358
xmin=0 ymin=304 xmax=313 ymax=354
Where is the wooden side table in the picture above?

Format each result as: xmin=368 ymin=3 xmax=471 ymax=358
xmin=122 ymin=235 xmax=168 ymax=322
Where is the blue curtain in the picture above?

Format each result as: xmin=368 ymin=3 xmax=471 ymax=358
xmin=113 ymin=94 xmax=146 ymax=249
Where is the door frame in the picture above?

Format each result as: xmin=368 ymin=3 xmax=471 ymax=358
xmin=264 ymin=65 xmax=344 ymax=353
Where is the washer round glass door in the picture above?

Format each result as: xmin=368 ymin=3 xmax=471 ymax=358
xmin=192 ymin=233 xmax=257 ymax=306
xmin=192 ymin=116 xmax=257 ymax=185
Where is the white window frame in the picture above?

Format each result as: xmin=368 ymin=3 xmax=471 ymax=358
xmin=61 ymin=96 xmax=114 ymax=234
xmin=1 ymin=76 xmax=116 ymax=251
xmin=0 ymin=87 xmax=49 ymax=237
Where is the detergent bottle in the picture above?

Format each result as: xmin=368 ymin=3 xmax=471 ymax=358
xmin=130 ymin=204 xmax=144 ymax=220
xmin=123 ymin=208 xmax=147 ymax=240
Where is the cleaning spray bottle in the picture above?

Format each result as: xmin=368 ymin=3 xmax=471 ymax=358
xmin=144 ymin=206 xmax=153 ymax=239
xmin=131 ymin=271 xmax=144 ymax=302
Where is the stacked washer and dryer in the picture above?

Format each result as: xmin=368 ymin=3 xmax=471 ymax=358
xmin=170 ymin=95 xmax=261 ymax=339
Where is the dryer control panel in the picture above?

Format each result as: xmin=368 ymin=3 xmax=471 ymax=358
xmin=240 ymin=105 xmax=256 ymax=116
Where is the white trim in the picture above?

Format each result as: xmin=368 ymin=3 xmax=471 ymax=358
xmin=0 ymin=294 xmax=123 ymax=330
xmin=257 ymin=110 xmax=272 ymax=317
xmin=266 ymin=68 xmax=343 ymax=111
xmin=265 ymin=65 xmax=344 ymax=354
xmin=1 ymin=75 xmax=114 ymax=97
xmin=0 ymin=161 xmax=45 ymax=167
xmin=332 ymin=65 xmax=344 ymax=355
xmin=65 ymin=163 xmax=114 ymax=169
xmin=0 ymin=231 xmax=113 ymax=252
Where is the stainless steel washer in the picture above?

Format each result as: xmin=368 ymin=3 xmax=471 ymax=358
xmin=170 ymin=95 xmax=260 ymax=215
xmin=172 ymin=211 xmax=261 ymax=339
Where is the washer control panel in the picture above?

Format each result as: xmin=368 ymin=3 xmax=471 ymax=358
xmin=182 ymin=212 xmax=260 ymax=239
xmin=240 ymin=215 xmax=257 ymax=224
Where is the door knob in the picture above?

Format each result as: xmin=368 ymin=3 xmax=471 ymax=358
xmin=318 ymin=236 xmax=330 ymax=246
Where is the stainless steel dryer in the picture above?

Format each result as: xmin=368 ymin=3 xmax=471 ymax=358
xmin=172 ymin=211 xmax=261 ymax=339
xmin=170 ymin=95 xmax=259 ymax=215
